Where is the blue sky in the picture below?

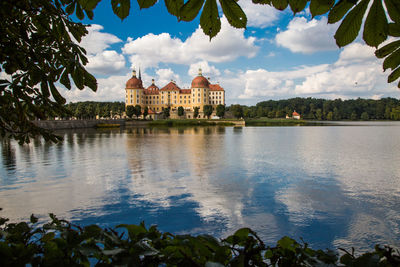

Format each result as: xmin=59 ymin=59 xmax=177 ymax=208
xmin=62 ymin=0 xmax=400 ymax=105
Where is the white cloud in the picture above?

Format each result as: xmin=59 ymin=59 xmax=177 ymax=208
xmin=188 ymin=61 xmax=221 ymax=79
xmin=63 ymin=73 xmax=129 ymax=102
xmin=223 ymin=43 xmax=399 ymax=102
xmin=276 ymin=17 xmax=338 ymax=54
xmin=86 ymin=50 xmax=126 ymax=75
xmin=238 ymin=0 xmax=280 ymax=28
xmin=80 ymin=24 xmax=122 ymax=55
xmin=155 ymin=68 xmax=182 ymax=87
xmin=122 ymin=17 xmax=258 ymax=69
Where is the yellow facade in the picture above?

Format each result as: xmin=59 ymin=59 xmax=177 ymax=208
xmin=125 ymin=69 xmax=225 ymax=115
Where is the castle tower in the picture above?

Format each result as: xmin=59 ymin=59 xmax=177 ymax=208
xmin=191 ymin=68 xmax=210 ymax=113
xmin=125 ymin=69 xmax=144 ymax=107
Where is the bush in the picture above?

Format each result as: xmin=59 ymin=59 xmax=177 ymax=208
xmin=1 ymin=212 xmax=399 ymax=266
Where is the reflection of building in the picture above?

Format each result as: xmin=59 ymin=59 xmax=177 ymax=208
xmin=125 ymin=68 xmax=225 ymax=117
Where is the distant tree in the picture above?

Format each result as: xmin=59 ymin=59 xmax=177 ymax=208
xmin=193 ymin=107 xmax=199 ymax=119
xmin=178 ymin=106 xmax=184 ymax=117
xmin=231 ymin=105 xmax=243 ymax=119
xmin=74 ymin=104 xmax=85 ymax=119
xmin=126 ymin=105 xmax=135 ymax=119
xmin=216 ymin=104 xmax=225 ymax=118
xmin=351 ymin=112 xmax=358 ymax=121
xmin=327 ymin=111 xmax=334 ymax=121
xmin=315 ymin=109 xmax=323 ymax=120
xmin=163 ymin=107 xmax=170 ymax=118
xmin=134 ymin=105 xmax=142 ymax=119
xmin=361 ymin=112 xmax=370 ymax=121
xmin=203 ymin=105 xmax=213 ymax=119
xmin=143 ymin=106 xmax=149 ymax=119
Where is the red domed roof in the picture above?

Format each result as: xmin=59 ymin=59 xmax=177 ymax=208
xmin=125 ymin=70 xmax=143 ymax=89
xmin=191 ymin=68 xmax=209 ymax=88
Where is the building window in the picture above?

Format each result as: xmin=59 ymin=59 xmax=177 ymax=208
xmin=198 ymin=93 xmax=200 ymax=97
xmin=189 ymin=101 xmax=190 ymax=104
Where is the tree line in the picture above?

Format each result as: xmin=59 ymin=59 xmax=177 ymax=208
xmin=64 ymin=102 xmax=125 ymax=119
xmin=228 ymin=97 xmax=400 ymax=120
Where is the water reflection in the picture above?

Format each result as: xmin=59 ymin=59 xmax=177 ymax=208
xmin=0 ymin=123 xmax=400 ymax=251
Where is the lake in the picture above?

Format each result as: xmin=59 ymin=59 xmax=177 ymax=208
xmin=1 ymin=121 xmax=400 ymax=252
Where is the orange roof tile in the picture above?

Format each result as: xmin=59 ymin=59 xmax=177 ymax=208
xmin=161 ymin=81 xmax=181 ymax=91
xmin=292 ymin=111 xmax=300 ymax=116
xmin=209 ymin=84 xmax=224 ymax=91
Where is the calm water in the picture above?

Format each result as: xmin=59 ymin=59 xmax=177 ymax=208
xmin=1 ymin=122 xmax=400 ymax=251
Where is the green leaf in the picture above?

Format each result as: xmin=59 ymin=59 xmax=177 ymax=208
xmin=375 ymin=40 xmax=400 ymax=58
xmin=41 ymin=81 xmax=50 ymax=98
xmin=30 ymin=214 xmax=38 ymax=224
xmin=310 ymin=0 xmax=334 ymax=18
xmin=137 ymin=0 xmax=157 ymax=9
xmin=112 ymin=0 xmax=131 ymax=20
xmin=334 ymin=0 xmax=369 ymax=47
xmin=383 ymin=47 xmax=400 ymax=70
xmin=180 ymin=0 xmax=205 ymax=21
xmin=42 ymin=232 xmax=55 ymax=242
xmin=233 ymin=227 xmax=250 ymax=240
xmin=72 ymin=67 xmax=84 ymax=89
xmin=60 ymin=70 xmax=71 ymax=89
xmin=385 ymin=0 xmax=400 ymax=23
xmin=328 ymin=0 xmax=355 ymax=24
xmin=65 ymin=3 xmax=76 ymax=15
xmin=165 ymin=0 xmax=184 ymax=16
xmin=363 ymin=0 xmax=388 ymax=47
xmin=388 ymin=23 xmax=400 ymax=37
xmin=79 ymin=0 xmax=101 ymax=10
xmin=84 ymin=71 xmax=97 ymax=91
xmin=388 ymin=66 xmax=400 ymax=83
xmin=271 ymin=0 xmax=288 ymax=10
xmin=200 ymin=0 xmax=221 ymax=39
xmin=219 ymin=0 xmax=247 ymax=28
xmin=277 ymin=236 xmax=297 ymax=252
xmin=76 ymin=4 xmax=85 ymax=20
xmin=50 ymin=83 xmax=67 ymax=105
xmin=289 ymin=0 xmax=308 ymax=14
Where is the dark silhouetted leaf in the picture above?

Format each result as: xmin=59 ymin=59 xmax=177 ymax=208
xmin=328 ymin=0 xmax=355 ymax=24
xmin=310 ymin=0 xmax=334 ymax=18
xmin=80 ymin=0 xmax=101 ymax=10
xmin=388 ymin=66 xmax=400 ymax=83
xmin=200 ymin=0 xmax=221 ymax=39
xmin=289 ymin=0 xmax=308 ymax=14
xmin=112 ymin=0 xmax=131 ymax=20
xmin=272 ymin=0 xmax=288 ymax=10
xmin=375 ymin=40 xmax=400 ymax=58
xmin=385 ymin=0 xmax=400 ymax=23
xmin=334 ymin=0 xmax=369 ymax=47
xmin=76 ymin=3 xmax=85 ymax=20
xmin=388 ymin=23 xmax=400 ymax=36
xmin=363 ymin=0 xmax=388 ymax=47
xmin=180 ymin=0 xmax=205 ymax=21
xmin=383 ymin=47 xmax=400 ymax=70
xmin=219 ymin=0 xmax=247 ymax=28
xmin=165 ymin=0 xmax=184 ymax=17
xmin=137 ymin=0 xmax=157 ymax=9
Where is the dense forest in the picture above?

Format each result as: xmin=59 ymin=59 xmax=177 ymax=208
xmin=62 ymin=98 xmax=400 ymax=121
xmin=230 ymin=97 xmax=400 ymax=120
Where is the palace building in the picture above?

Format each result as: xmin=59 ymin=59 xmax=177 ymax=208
xmin=125 ymin=68 xmax=225 ymax=117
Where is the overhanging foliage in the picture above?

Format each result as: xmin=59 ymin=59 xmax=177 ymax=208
xmin=0 ymin=212 xmax=399 ymax=266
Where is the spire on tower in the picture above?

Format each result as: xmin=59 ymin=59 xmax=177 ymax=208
xmin=139 ymin=67 xmax=142 ymax=80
